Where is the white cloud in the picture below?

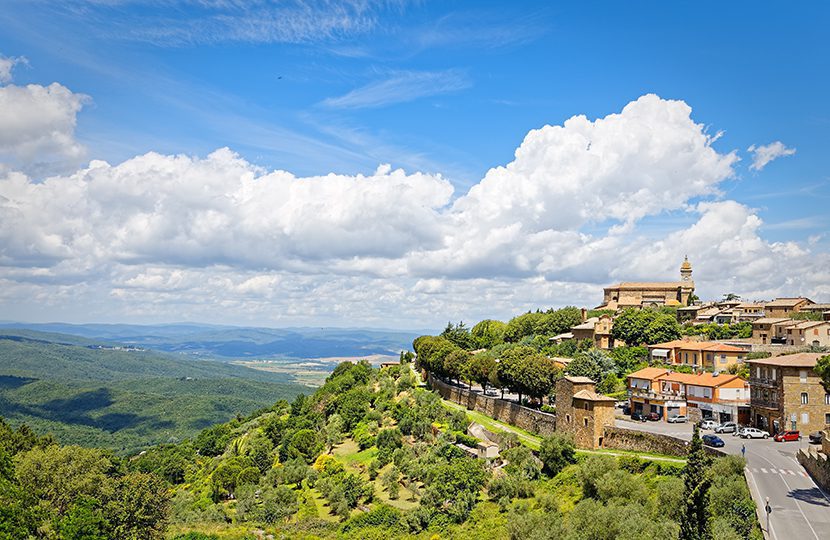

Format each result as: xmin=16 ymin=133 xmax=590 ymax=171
xmin=0 ymin=82 xmax=89 ymax=175
xmin=0 ymin=54 xmax=27 ymax=84
xmin=747 ymin=141 xmax=796 ymax=171
xmin=2 ymin=92 xmax=828 ymax=327
xmin=321 ymin=70 xmax=471 ymax=109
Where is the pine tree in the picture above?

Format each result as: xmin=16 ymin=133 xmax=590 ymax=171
xmin=679 ymin=425 xmax=712 ymax=540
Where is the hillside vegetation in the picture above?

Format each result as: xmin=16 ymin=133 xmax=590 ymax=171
xmin=11 ymin=359 xmax=754 ymax=540
xmin=0 ymin=332 xmax=308 ymax=453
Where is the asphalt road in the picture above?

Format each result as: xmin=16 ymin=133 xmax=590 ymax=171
xmin=615 ymin=418 xmax=830 ymax=539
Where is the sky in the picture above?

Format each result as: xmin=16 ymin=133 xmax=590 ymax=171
xmin=0 ymin=0 xmax=828 ymax=331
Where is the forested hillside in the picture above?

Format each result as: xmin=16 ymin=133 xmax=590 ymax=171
xmin=0 ymin=359 xmax=757 ymax=539
xmin=0 ymin=332 xmax=308 ymax=453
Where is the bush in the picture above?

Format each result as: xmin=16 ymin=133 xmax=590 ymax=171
xmin=539 ymin=434 xmax=576 ymax=477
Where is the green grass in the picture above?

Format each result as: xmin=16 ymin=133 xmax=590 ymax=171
xmin=440 ymin=389 xmax=685 ymax=463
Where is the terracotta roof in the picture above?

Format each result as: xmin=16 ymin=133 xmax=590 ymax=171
xmin=792 ymin=320 xmax=829 ymax=330
xmin=571 ymin=318 xmax=599 ymax=330
xmin=661 ymin=372 xmax=745 ymax=388
xmin=572 ymin=389 xmax=617 ymax=402
xmin=766 ymin=297 xmax=814 ymax=308
xmin=751 ymin=317 xmax=793 ymax=325
xmin=628 ymin=367 xmax=672 ymax=380
xmin=802 ymin=303 xmax=830 ymax=311
xmin=605 ymin=282 xmax=693 ymax=289
xmin=648 ymin=340 xmax=745 ymax=353
xmin=746 ymin=352 xmax=825 ymax=367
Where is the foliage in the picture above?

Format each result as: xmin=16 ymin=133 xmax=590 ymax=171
xmin=441 ymin=321 xmax=475 ymax=350
xmin=612 ymin=308 xmax=681 ymax=346
xmin=608 ymin=346 xmax=649 ymax=376
xmin=470 ymin=319 xmax=507 ymax=349
xmin=466 ymin=352 xmax=498 ymax=393
xmin=815 ymin=354 xmax=830 ymax=393
xmin=681 ymin=322 xmax=752 ymax=340
xmin=539 ymin=434 xmax=576 ymax=477
xmin=566 ymin=348 xmax=616 ymax=383
xmin=679 ymin=425 xmax=713 ymax=540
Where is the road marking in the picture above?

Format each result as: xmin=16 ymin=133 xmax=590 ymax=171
xmin=774 ymin=469 xmax=821 ymax=540
xmin=745 ymin=468 xmax=777 ymax=540
xmin=761 ymin=468 xmax=768 ymax=473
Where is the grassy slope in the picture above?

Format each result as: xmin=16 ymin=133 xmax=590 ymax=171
xmin=0 ymin=333 xmax=308 ymax=453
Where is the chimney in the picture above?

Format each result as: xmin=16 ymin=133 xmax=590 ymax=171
xmin=581 ymin=308 xmax=587 ymax=322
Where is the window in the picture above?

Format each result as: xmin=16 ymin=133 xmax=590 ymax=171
xmin=566 ymin=414 xmax=571 ymax=423
xmin=801 ymin=413 xmax=809 ymax=425
xmin=801 ymin=392 xmax=809 ymax=405
xmin=826 ymin=413 xmax=830 ymax=425
xmin=825 ymin=394 xmax=830 ymax=405
xmin=720 ymin=355 xmax=727 ymax=364
xmin=800 ymin=370 xmax=808 ymax=383
xmin=772 ymin=368 xmax=776 ymax=379
xmin=584 ymin=418 xmax=589 ymax=427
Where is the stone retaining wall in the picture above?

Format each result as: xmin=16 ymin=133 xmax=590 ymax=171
xmin=602 ymin=426 xmax=726 ymax=457
xmin=428 ymin=374 xmax=557 ymax=437
xmin=797 ymin=448 xmax=830 ymax=493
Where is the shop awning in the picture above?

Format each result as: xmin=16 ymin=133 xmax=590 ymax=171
xmin=651 ymin=348 xmax=670 ymax=357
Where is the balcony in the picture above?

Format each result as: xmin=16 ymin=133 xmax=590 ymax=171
xmin=750 ymin=399 xmax=780 ymax=410
xmin=629 ymin=388 xmax=685 ymax=401
xmin=749 ymin=376 xmax=778 ymax=388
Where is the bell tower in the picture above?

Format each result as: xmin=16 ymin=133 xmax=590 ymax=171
xmin=680 ymin=256 xmax=692 ymax=282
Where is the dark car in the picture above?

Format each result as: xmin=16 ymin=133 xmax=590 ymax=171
xmin=630 ymin=412 xmax=647 ymax=422
xmin=809 ymin=431 xmax=825 ymax=445
xmin=702 ymin=434 xmax=725 ymax=448
xmin=646 ymin=412 xmax=661 ymax=421
xmin=773 ymin=430 xmax=801 ymax=442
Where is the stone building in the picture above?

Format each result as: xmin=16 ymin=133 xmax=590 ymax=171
xmin=747 ymin=353 xmax=830 ymax=435
xmin=570 ymin=314 xmax=617 ymax=349
xmin=555 ymin=376 xmax=616 ymax=449
xmin=598 ymin=257 xmax=695 ymax=310
xmin=765 ymin=297 xmax=815 ymax=318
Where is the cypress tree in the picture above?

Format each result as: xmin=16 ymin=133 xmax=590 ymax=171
xmin=679 ymin=424 xmax=712 ymax=540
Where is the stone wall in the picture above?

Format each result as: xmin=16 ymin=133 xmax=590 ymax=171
xmin=428 ymin=375 xmax=557 ymax=437
xmin=797 ymin=448 xmax=830 ymax=493
xmin=601 ymin=426 xmax=726 ymax=457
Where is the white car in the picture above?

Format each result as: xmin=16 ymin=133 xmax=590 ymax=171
xmin=699 ymin=420 xmax=718 ymax=430
xmin=739 ymin=427 xmax=769 ymax=439
xmin=667 ymin=415 xmax=688 ymax=423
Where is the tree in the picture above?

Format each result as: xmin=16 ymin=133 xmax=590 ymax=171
xmin=107 ymin=472 xmax=170 ymax=540
xmin=815 ymin=355 xmax=830 ymax=393
xmin=609 ymin=346 xmax=649 ymax=376
xmin=496 ymin=345 xmax=537 ymax=403
xmin=612 ymin=308 xmax=681 ymax=346
xmin=441 ymin=321 xmax=474 ymax=349
xmin=470 ymin=319 xmax=507 ymax=349
xmin=466 ymin=352 xmax=498 ymax=394
xmin=722 ymin=293 xmax=741 ymax=302
xmin=443 ymin=349 xmax=471 ymax=385
xmin=679 ymin=425 xmax=712 ymax=540
xmin=539 ymin=434 xmax=576 ymax=477
xmin=503 ymin=312 xmax=547 ymax=342
xmin=381 ymin=466 xmax=401 ymax=500
xmin=324 ymin=413 xmax=345 ymax=451
xmin=566 ymin=349 xmax=615 ymax=382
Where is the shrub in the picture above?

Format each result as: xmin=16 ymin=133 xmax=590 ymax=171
xmin=539 ymin=434 xmax=576 ymax=477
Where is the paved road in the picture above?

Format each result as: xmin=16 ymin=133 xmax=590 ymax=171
xmin=616 ymin=419 xmax=830 ymax=539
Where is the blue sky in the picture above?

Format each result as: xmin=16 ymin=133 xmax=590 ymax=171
xmin=0 ymin=1 xmax=828 ymax=329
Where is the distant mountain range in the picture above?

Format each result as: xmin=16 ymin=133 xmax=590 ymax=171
xmin=0 ymin=322 xmax=422 ymax=360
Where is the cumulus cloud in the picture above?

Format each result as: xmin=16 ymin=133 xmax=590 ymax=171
xmin=748 ymin=141 xmax=796 ymax=171
xmin=0 ymin=54 xmax=26 ymax=84
xmin=2 ymin=92 xmax=827 ymax=327
xmin=0 ymin=82 xmax=89 ymax=175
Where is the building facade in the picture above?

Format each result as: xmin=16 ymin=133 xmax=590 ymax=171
xmin=555 ymin=376 xmax=616 ymax=449
xmin=570 ymin=314 xmax=616 ymax=349
xmin=765 ymin=297 xmax=815 ymax=318
xmin=598 ymin=258 xmax=695 ymax=310
xmin=747 ymin=353 xmax=830 ymax=435
xmin=648 ymin=340 xmax=747 ymax=372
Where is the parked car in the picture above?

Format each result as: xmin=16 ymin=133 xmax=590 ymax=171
xmin=715 ymin=422 xmax=737 ymax=434
xmin=773 ymin=430 xmax=801 ymax=442
xmin=630 ymin=412 xmax=647 ymax=422
xmin=668 ymin=415 xmax=688 ymax=423
xmin=734 ymin=426 xmax=748 ymax=438
xmin=646 ymin=412 xmax=661 ymax=421
xmin=702 ymin=434 xmax=725 ymax=448
xmin=739 ymin=427 xmax=769 ymax=439
xmin=699 ymin=420 xmax=719 ymax=430
xmin=808 ymin=431 xmax=825 ymax=445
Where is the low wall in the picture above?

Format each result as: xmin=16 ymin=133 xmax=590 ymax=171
xmin=797 ymin=448 xmax=830 ymax=493
xmin=428 ymin=375 xmax=557 ymax=437
xmin=602 ymin=426 xmax=726 ymax=457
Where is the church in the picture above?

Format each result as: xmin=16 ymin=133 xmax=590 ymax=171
xmin=597 ymin=257 xmax=695 ymax=310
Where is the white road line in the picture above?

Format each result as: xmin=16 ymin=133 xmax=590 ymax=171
xmin=761 ymin=468 xmax=768 ymax=473
xmin=775 ymin=470 xmax=821 ymax=540
xmin=746 ymin=469 xmax=777 ymax=540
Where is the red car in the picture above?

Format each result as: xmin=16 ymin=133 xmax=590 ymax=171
xmin=773 ymin=430 xmax=800 ymax=442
